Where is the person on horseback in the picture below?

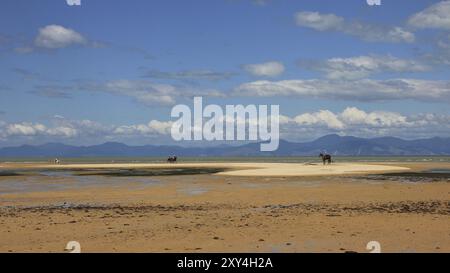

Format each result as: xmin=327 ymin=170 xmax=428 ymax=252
xmin=167 ymin=155 xmax=177 ymax=163
xmin=319 ymin=153 xmax=332 ymax=165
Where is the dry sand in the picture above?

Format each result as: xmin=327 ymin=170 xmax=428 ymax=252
xmin=0 ymin=161 xmax=448 ymax=253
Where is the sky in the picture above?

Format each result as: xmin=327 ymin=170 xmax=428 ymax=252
xmin=0 ymin=0 xmax=449 ymax=147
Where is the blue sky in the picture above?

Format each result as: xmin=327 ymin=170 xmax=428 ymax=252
xmin=0 ymin=0 xmax=449 ymax=146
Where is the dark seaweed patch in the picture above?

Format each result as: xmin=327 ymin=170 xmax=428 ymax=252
xmin=381 ymin=172 xmax=450 ymax=179
xmin=2 ymin=200 xmax=448 ymax=216
xmin=0 ymin=171 xmax=22 ymax=176
xmin=362 ymin=171 xmax=450 ymax=183
xmin=77 ymin=167 xmax=227 ymax=177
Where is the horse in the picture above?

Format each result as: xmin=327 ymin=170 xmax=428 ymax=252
xmin=167 ymin=156 xmax=177 ymax=163
xmin=319 ymin=153 xmax=332 ymax=165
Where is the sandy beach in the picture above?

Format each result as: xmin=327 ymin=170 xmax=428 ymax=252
xmin=0 ymin=162 xmax=410 ymax=176
xmin=0 ymin=160 xmax=449 ymax=253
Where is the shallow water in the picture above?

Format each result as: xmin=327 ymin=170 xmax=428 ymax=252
xmin=1 ymin=164 xmax=449 ymax=195
xmin=177 ymin=186 xmax=209 ymax=196
xmin=0 ymin=174 xmax=161 ymax=195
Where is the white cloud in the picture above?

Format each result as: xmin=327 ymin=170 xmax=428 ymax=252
xmin=0 ymin=119 xmax=102 ymax=139
xmin=295 ymin=11 xmax=415 ymax=43
xmin=0 ymin=119 xmax=170 ymax=145
xmin=243 ymin=61 xmax=285 ymax=77
xmin=340 ymin=107 xmax=409 ymax=127
xmin=295 ymin=11 xmax=344 ymax=31
xmin=5 ymin=123 xmax=47 ymax=136
xmin=1 ymin=108 xmax=450 ymax=145
xmin=46 ymin=126 xmax=78 ymax=137
xmin=114 ymin=120 xmax=173 ymax=136
xmin=301 ymin=55 xmax=430 ymax=80
xmin=103 ymin=80 xmax=178 ymax=105
xmin=148 ymin=120 xmax=173 ymax=135
xmin=408 ymin=1 xmax=450 ymax=30
xmin=80 ymin=80 xmax=225 ymax=106
xmin=294 ymin=110 xmax=344 ymax=130
xmin=34 ymin=25 xmax=87 ymax=49
xmin=279 ymin=107 xmax=450 ymax=141
xmin=234 ymin=78 xmax=450 ymax=103
xmin=290 ymin=107 xmax=411 ymax=130
xmin=30 ymin=79 xmax=226 ymax=106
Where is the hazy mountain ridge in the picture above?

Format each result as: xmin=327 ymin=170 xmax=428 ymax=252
xmin=0 ymin=134 xmax=449 ymax=157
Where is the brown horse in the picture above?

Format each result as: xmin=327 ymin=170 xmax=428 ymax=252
xmin=319 ymin=153 xmax=332 ymax=165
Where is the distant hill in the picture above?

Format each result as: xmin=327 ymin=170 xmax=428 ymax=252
xmin=0 ymin=134 xmax=449 ymax=157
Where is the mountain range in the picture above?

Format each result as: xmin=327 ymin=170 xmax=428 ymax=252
xmin=0 ymin=134 xmax=449 ymax=157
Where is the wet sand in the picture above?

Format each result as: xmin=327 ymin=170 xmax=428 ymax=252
xmin=0 ymin=161 xmax=448 ymax=253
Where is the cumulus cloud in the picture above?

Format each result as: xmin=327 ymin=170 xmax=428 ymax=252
xmin=295 ymin=11 xmax=415 ymax=43
xmin=408 ymin=1 xmax=450 ymax=30
xmin=340 ymin=107 xmax=410 ymax=128
xmin=0 ymin=116 xmax=177 ymax=147
xmin=294 ymin=110 xmax=344 ymax=130
xmin=295 ymin=11 xmax=344 ymax=31
xmin=0 ymin=119 xmax=104 ymax=139
xmin=289 ymin=107 xmax=412 ymax=130
xmin=114 ymin=120 xmax=173 ymax=136
xmin=243 ymin=61 xmax=285 ymax=77
xmin=0 ymin=116 xmax=173 ymax=145
xmin=12 ymin=25 xmax=102 ymax=53
xmin=5 ymin=122 xmax=47 ymax=136
xmin=46 ymin=126 xmax=78 ymax=137
xmin=1 ymin=108 xmax=449 ymax=145
xmin=279 ymin=107 xmax=450 ymax=141
xmin=300 ymin=55 xmax=430 ymax=80
xmin=34 ymin=25 xmax=87 ymax=49
xmin=51 ymin=117 xmax=110 ymax=138
xmin=234 ymin=78 xmax=450 ymax=103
